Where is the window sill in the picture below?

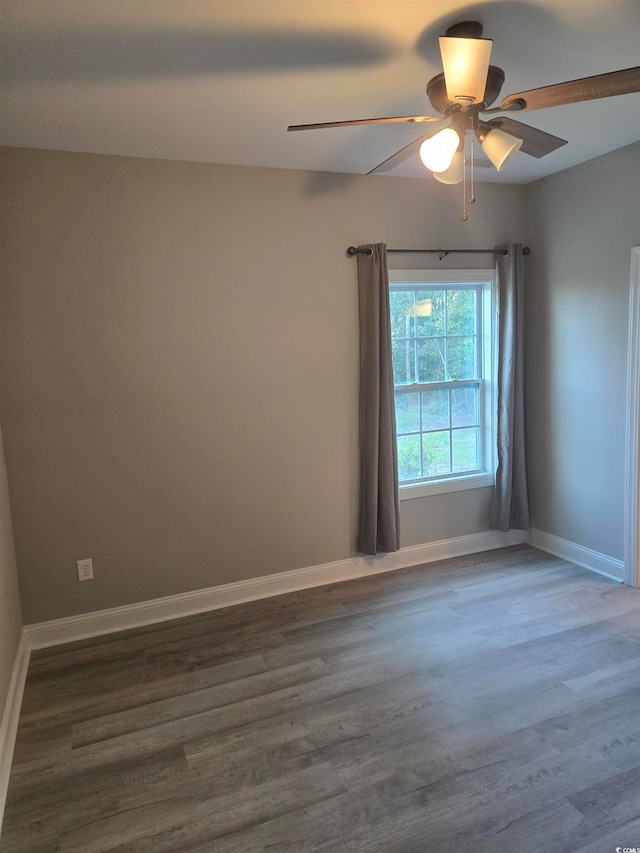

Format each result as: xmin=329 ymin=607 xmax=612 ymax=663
xmin=399 ymin=473 xmax=495 ymax=500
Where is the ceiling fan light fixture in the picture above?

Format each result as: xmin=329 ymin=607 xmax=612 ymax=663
xmin=419 ymin=127 xmax=460 ymax=172
xmin=433 ymin=150 xmax=464 ymax=184
xmin=476 ymin=127 xmax=523 ymax=170
xmin=439 ymin=35 xmax=492 ymax=104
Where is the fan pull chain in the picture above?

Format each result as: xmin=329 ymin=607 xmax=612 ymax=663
xmin=469 ymin=134 xmax=476 ymax=204
xmin=461 ymin=131 xmax=468 ymax=221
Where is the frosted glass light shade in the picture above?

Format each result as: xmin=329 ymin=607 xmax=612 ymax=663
xmin=433 ymin=150 xmax=464 ymax=184
xmin=439 ymin=36 xmax=492 ymax=103
xmin=478 ymin=128 xmax=523 ymax=171
xmin=419 ymin=128 xmax=460 ymax=172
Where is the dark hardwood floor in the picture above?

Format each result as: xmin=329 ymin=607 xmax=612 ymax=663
xmin=2 ymin=545 xmax=640 ymax=852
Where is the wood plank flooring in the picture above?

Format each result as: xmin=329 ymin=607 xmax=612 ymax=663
xmin=2 ymin=545 xmax=640 ymax=852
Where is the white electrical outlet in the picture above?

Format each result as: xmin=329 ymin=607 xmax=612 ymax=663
xmin=77 ymin=558 xmax=94 ymax=581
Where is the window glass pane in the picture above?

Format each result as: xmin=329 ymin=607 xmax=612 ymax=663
xmin=390 ymin=274 xmax=491 ymax=489
xmin=422 ymin=431 xmax=450 ymax=476
xmin=416 ymin=290 xmax=445 ymax=336
xmin=417 ymin=339 xmax=446 ymax=382
xmin=451 ymin=386 xmax=478 ymax=427
xmin=447 ymin=289 xmax=477 ymax=335
xmin=395 ymin=392 xmax=420 ymax=435
xmin=389 ymin=291 xmax=416 ymax=338
xmin=393 ymin=338 xmax=416 ymax=385
xmin=452 ymin=428 xmax=479 ymax=472
xmin=446 ymin=336 xmax=476 ymax=380
xmin=421 ymin=388 xmax=449 ymax=430
xmin=397 ymin=435 xmax=421 ymax=481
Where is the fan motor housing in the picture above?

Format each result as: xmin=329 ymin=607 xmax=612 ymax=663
xmin=427 ymin=65 xmax=506 ymax=114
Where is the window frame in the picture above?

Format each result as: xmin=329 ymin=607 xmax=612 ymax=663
xmin=389 ymin=268 xmax=497 ymax=500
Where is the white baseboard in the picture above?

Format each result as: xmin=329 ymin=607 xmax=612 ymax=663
xmin=0 ymin=630 xmax=30 ymax=835
xmin=26 ymin=529 xmax=526 ymax=650
xmin=527 ymin=528 xmax=624 ymax=582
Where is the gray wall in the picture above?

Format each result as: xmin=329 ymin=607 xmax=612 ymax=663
xmin=0 ymin=146 xmax=526 ymax=623
xmin=524 ymin=142 xmax=640 ymax=566
xmin=0 ymin=424 xmax=22 ymax=715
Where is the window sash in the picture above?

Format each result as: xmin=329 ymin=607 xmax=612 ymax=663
xmin=395 ymin=380 xmax=483 ymax=484
xmin=390 ymin=284 xmax=483 ymax=386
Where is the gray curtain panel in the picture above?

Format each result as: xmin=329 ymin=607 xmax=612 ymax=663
xmin=491 ymin=244 xmax=530 ymax=531
xmin=356 ymin=243 xmax=400 ymax=555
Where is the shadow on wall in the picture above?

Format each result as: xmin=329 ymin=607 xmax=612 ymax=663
xmin=303 ymin=171 xmax=361 ymax=197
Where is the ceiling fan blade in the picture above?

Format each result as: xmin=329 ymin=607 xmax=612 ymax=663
xmin=498 ymin=66 xmax=640 ymax=113
xmin=484 ymin=117 xmax=568 ymax=158
xmin=366 ymin=126 xmax=446 ymax=175
xmin=287 ymin=115 xmax=442 ymax=132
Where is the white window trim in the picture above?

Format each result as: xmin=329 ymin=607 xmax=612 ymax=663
xmin=389 ymin=268 xmax=498 ymax=500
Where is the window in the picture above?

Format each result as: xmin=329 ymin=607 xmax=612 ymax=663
xmin=389 ymin=269 xmax=497 ymax=499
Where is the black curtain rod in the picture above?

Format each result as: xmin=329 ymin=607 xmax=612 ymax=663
xmin=346 ymin=246 xmax=530 ymax=257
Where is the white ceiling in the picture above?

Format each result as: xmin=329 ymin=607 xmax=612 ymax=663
xmin=1 ymin=0 xmax=639 ymax=183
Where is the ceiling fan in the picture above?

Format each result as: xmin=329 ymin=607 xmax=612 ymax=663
xmin=288 ymin=21 xmax=640 ymax=196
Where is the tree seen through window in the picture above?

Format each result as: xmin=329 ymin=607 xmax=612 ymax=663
xmin=390 ymin=284 xmax=483 ymax=484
